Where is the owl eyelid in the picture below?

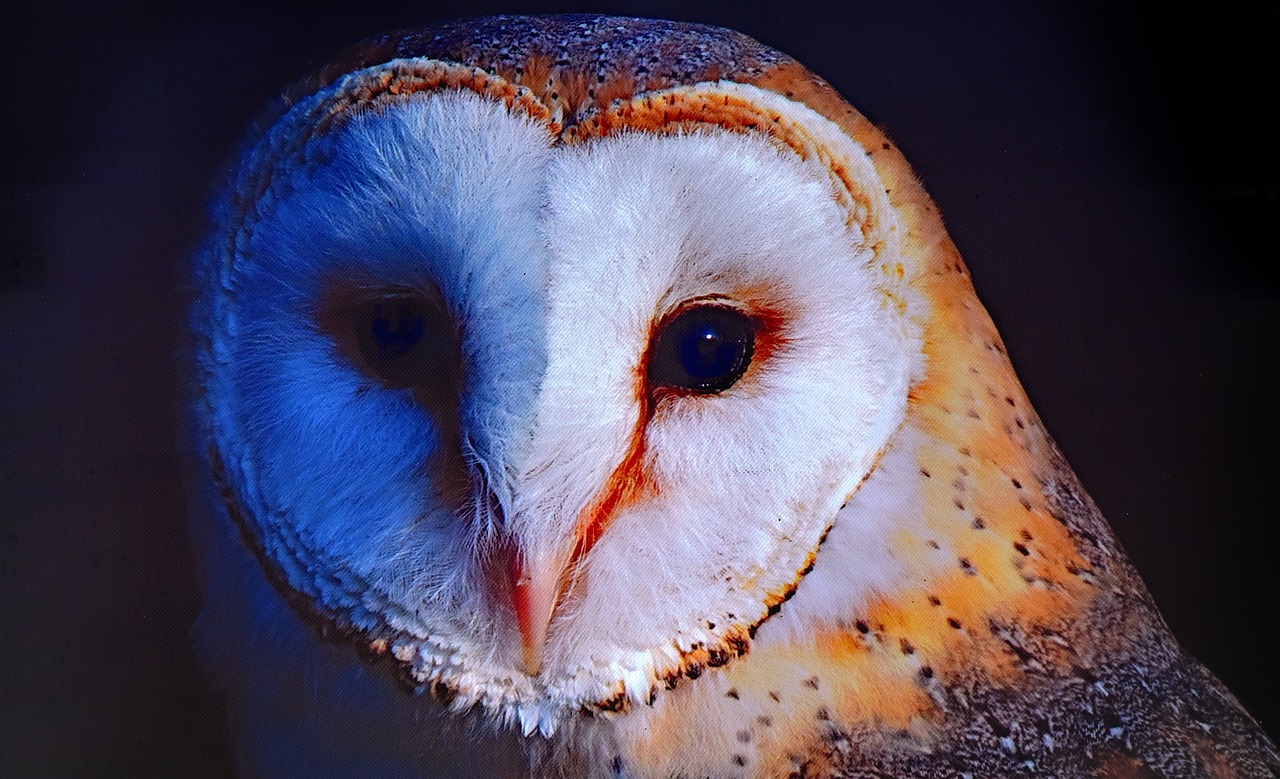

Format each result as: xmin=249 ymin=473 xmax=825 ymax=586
xmin=351 ymin=285 xmax=450 ymax=314
xmin=314 ymin=281 xmax=453 ymax=336
xmin=657 ymin=295 xmax=751 ymax=322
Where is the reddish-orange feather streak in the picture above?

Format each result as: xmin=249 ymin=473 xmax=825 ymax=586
xmin=509 ymin=363 xmax=655 ymax=674
xmin=568 ymin=294 xmax=789 ymax=569
xmin=510 ymin=294 xmax=791 ymax=673
xmin=569 ymin=342 xmax=656 ymax=570
xmin=570 ymin=418 xmax=654 ymax=570
xmin=571 ymin=293 xmax=785 ymax=540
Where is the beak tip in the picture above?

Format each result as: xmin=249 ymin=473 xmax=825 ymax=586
xmin=522 ymin=644 xmax=544 ymax=677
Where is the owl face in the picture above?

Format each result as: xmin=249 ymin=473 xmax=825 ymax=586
xmin=196 ymin=32 xmax=924 ymax=730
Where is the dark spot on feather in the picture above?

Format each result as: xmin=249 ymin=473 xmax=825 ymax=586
xmin=1074 ymin=665 xmax=1099 ymax=685
xmin=985 ymin=712 xmax=1011 ymax=738
xmin=431 ymin=681 xmax=457 ymax=706
xmin=1102 ymin=710 xmax=1123 ymax=732
xmin=593 ymin=688 xmax=630 ymax=713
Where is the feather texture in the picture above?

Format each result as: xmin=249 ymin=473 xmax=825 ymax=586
xmin=192 ymin=14 xmax=1279 ymax=777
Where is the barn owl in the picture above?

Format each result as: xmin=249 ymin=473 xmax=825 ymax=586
xmin=191 ymin=14 xmax=1279 ymax=778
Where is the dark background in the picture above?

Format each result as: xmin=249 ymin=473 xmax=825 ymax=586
xmin=2 ymin=1 xmax=1275 ymax=775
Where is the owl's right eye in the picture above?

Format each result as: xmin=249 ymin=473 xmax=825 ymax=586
xmin=647 ymin=304 xmax=757 ymax=394
xmin=327 ymin=290 xmax=457 ymax=390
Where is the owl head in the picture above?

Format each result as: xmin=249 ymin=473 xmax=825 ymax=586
xmin=195 ymin=15 xmax=1068 ymax=736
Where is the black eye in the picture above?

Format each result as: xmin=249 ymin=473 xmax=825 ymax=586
xmin=648 ymin=305 xmax=757 ymax=394
xmin=354 ymin=293 xmax=450 ymax=388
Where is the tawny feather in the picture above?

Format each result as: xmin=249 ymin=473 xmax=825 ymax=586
xmin=194 ymin=15 xmax=1279 ymax=778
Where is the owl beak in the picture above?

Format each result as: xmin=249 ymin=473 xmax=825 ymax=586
xmin=510 ymin=546 xmax=565 ymax=676
xmin=508 ymin=438 xmax=645 ymax=675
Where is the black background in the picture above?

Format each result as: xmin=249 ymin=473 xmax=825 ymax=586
xmin=2 ymin=1 xmax=1276 ymax=775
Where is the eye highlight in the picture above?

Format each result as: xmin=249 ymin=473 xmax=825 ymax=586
xmin=648 ymin=305 xmax=757 ymax=394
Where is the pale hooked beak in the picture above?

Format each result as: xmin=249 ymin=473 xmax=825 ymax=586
xmin=508 ymin=501 xmax=612 ymax=676
xmin=505 ymin=424 xmax=647 ymax=676
xmin=509 ymin=545 xmax=568 ymax=676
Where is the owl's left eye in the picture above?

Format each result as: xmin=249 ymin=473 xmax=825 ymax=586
xmin=648 ymin=305 xmax=757 ymax=394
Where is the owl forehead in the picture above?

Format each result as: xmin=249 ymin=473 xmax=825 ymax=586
xmin=227 ymin=16 xmax=896 ymax=254
xmin=297 ymin=15 xmax=788 ymax=130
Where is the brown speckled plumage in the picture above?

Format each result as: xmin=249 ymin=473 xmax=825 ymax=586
xmin=300 ymin=16 xmax=787 ymax=128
